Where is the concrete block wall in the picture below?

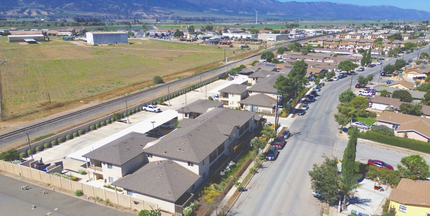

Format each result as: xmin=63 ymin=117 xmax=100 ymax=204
xmin=0 ymin=161 xmax=165 ymax=214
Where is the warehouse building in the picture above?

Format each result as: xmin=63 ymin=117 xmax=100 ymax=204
xmin=8 ymin=34 xmax=46 ymax=43
xmin=86 ymin=32 xmax=128 ymax=45
xmin=258 ymin=34 xmax=289 ymax=41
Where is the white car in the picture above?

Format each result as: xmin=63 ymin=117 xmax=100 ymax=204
xmin=332 ymin=77 xmax=339 ymax=81
xmin=351 ymin=121 xmax=369 ymax=129
xmin=143 ymin=105 xmax=161 ymax=112
xmin=359 ymin=90 xmax=372 ymax=96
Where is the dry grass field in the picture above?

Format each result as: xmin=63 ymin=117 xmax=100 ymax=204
xmin=0 ymin=37 xmax=247 ymax=121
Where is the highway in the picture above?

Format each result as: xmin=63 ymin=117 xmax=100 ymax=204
xmin=228 ymin=45 xmax=430 ymax=216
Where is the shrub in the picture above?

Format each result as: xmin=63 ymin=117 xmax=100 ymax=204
xmin=139 ymin=210 xmax=150 ymax=216
xmin=208 ymin=96 xmax=213 ymax=100
xmin=106 ymin=119 xmax=110 ymax=124
xmin=371 ymin=126 xmax=394 ymax=137
xmin=90 ymin=125 xmax=95 ymax=130
xmin=51 ymin=140 xmax=57 ymax=146
xmin=101 ymin=121 xmax=105 ymax=126
xmin=73 ymin=132 xmax=78 ymax=138
xmin=153 ymin=75 xmax=163 ymax=84
xmin=66 ymin=134 xmax=72 ymax=140
xmin=27 ymin=149 xmax=34 ymax=155
xmin=71 ymin=176 xmax=78 ymax=181
xmin=359 ymin=131 xmax=430 ymax=153
xmin=19 ymin=152 xmax=27 ymax=159
xmin=78 ymin=130 xmax=84 ymax=135
xmin=123 ymin=113 xmax=127 ymax=118
xmin=35 ymin=146 xmax=43 ymax=152
xmin=44 ymin=143 xmax=51 ymax=148
xmin=57 ymin=137 xmax=63 ymax=143
xmin=110 ymin=118 xmax=115 ymax=122
xmin=78 ymin=169 xmax=87 ymax=175
xmin=96 ymin=123 xmax=100 ymax=129
xmin=75 ymin=189 xmax=83 ymax=196
xmin=135 ymin=108 xmax=139 ymax=112
xmin=131 ymin=109 xmax=135 ymax=114
xmin=127 ymin=111 xmax=131 ymax=116
xmin=367 ymin=165 xmax=401 ymax=185
xmin=139 ymin=107 xmax=142 ymax=111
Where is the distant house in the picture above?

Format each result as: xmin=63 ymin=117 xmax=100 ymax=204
xmin=239 ymin=93 xmax=277 ymax=113
xmin=375 ymin=86 xmax=425 ymax=103
xmin=218 ymin=84 xmax=248 ymax=108
xmin=247 ymin=69 xmax=274 ymax=85
xmin=247 ymin=73 xmax=282 ymax=98
xmin=388 ymin=179 xmax=430 ymax=216
xmin=370 ymin=96 xmax=405 ymax=111
xmin=177 ymin=99 xmax=224 ymax=120
xmin=388 ymin=80 xmax=415 ymax=90
xmin=83 ymin=132 xmax=157 ymax=183
xmin=375 ymin=111 xmax=430 ymax=142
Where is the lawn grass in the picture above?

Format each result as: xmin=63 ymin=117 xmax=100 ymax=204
xmin=0 ymin=37 xmax=246 ymax=119
xmin=354 ymin=117 xmax=377 ymax=126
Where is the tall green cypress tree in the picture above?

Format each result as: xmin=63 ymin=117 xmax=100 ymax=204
xmin=367 ymin=48 xmax=372 ymax=65
xmin=361 ymin=52 xmax=367 ymax=66
xmin=340 ymin=127 xmax=359 ymax=210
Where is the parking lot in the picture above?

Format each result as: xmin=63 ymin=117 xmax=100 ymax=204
xmin=0 ymin=174 xmax=133 ymax=216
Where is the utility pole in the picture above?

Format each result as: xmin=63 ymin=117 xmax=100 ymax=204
xmin=26 ymin=133 xmax=33 ymax=159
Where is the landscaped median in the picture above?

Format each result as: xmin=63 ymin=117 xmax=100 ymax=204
xmin=358 ymin=131 xmax=430 ymax=154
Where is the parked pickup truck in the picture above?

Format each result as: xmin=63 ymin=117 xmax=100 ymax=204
xmin=142 ymin=105 xmax=161 ymax=112
xmin=272 ymin=136 xmax=286 ymax=149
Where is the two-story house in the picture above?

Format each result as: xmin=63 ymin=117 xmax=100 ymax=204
xmin=177 ymin=99 xmax=224 ymax=120
xmin=218 ymin=84 xmax=248 ymax=108
xmin=83 ymin=132 xmax=157 ymax=183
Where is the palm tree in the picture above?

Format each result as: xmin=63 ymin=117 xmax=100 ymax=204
xmin=340 ymin=176 xmax=360 ymax=211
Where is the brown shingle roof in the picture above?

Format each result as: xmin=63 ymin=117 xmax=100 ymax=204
xmin=371 ymin=96 xmax=405 ymax=109
xmin=112 ymin=160 xmax=200 ymax=202
xmin=389 ymin=179 xmax=430 ymax=207
xmin=422 ymin=105 xmax=430 ymax=116
xmin=377 ymin=111 xmax=430 ymax=139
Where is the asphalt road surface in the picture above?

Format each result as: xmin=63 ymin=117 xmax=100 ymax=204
xmin=0 ymin=174 xmax=133 ymax=216
xmin=229 ymin=46 xmax=430 ymax=216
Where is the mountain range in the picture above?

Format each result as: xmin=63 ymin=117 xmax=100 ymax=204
xmin=1 ymin=0 xmax=430 ymax=20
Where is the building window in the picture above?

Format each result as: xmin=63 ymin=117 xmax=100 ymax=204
xmin=107 ymin=163 xmax=113 ymax=169
xmin=398 ymin=205 xmax=407 ymax=213
xmin=147 ymin=154 xmax=153 ymax=158
xmin=188 ymin=162 xmax=194 ymax=166
xmin=201 ymin=159 xmax=205 ymax=166
xmin=127 ymin=190 xmax=135 ymax=196
xmin=203 ymin=172 xmax=206 ymax=179
xmin=191 ymin=184 xmax=195 ymax=190
xmin=108 ymin=177 xmax=114 ymax=183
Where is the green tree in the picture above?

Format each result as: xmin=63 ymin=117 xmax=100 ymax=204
xmin=250 ymin=29 xmax=259 ymax=34
xmin=337 ymin=102 xmax=355 ymax=116
xmin=261 ymin=125 xmax=276 ymax=139
xmin=277 ymin=47 xmax=286 ymax=54
xmin=0 ymin=148 xmax=19 ymax=161
xmin=379 ymin=89 xmax=391 ymax=97
xmin=360 ymin=52 xmax=367 ymax=66
xmin=422 ymin=90 xmax=430 ymax=105
xmin=338 ymin=89 xmax=356 ymax=103
xmin=261 ymin=51 xmax=274 ymax=62
xmin=334 ymin=113 xmax=351 ymax=128
xmin=366 ymin=74 xmax=374 ymax=83
xmin=250 ymin=137 xmax=266 ymax=150
xmin=399 ymin=103 xmax=422 ymax=116
xmin=273 ymin=60 xmax=308 ymax=99
xmin=417 ymin=83 xmax=430 ymax=92
xmin=404 ymin=42 xmax=417 ymax=51
xmin=383 ymin=64 xmax=396 ymax=75
xmin=350 ymin=96 xmax=369 ymax=110
xmin=420 ymin=52 xmax=429 ymax=59
xmin=366 ymin=48 xmax=372 ymax=65
xmin=326 ymin=71 xmax=336 ymax=80
xmin=113 ymin=113 xmax=122 ymax=121
xmin=340 ymin=127 xmax=360 ymax=210
xmin=308 ymin=156 xmax=340 ymax=204
xmin=338 ymin=60 xmax=358 ymax=72
xmin=392 ymin=90 xmax=413 ymax=102
xmin=173 ymin=29 xmax=184 ymax=37
xmin=394 ymin=59 xmax=406 ymax=71
xmin=371 ymin=126 xmax=394 ymax=136
xmin=315 ymin=77 xmax=320 ymax=85
xmin=397 ymin=155 xmax=430 ymax=180
xmin=187 ymin=25 xmax=195 ymax=33
xmin=153 ymin=75 xmax=163 ymax=84
xmin=301 ymin=49 xmax=308 ymax=55
xmin=357 ymin=75 xmax=369 ymax=87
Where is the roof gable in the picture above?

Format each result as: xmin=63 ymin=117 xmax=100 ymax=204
xmin=389 ymin=179 xmax=430 ymax=207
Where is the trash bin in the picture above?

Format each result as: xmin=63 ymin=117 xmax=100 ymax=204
xmin=351 ymin=210 xmax=357 ymax=216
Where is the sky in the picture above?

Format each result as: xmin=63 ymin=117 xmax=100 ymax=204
xmin=278 ymin=0 xmax=429 ymax=12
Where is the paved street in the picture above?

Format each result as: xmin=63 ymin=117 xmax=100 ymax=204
xmin=229 ymin=45 xmax=430 ymax=216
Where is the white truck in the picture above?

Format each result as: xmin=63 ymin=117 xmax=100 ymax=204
xmin=142 ymin=105 xmax=161 ymax=112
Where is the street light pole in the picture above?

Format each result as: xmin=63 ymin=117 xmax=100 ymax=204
xmin=151 ymin=121 xmax=155 ymax=137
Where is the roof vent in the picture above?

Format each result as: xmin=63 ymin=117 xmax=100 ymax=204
xmin=126 ymin=148 xmax=130 ymax=151
xmin=164 ymin=151 xmax=167 ymax=154
xmin=113 ymin=145 xmax=117 ymax=147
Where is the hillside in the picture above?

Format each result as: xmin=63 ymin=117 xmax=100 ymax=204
xmin=0 ymin=0 xmax=429 ymax=19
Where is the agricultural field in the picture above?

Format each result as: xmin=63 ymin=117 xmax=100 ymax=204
xmin=0 ymin=37 xmax=246 ymax=120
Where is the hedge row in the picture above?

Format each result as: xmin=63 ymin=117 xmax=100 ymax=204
xmin=358 ymin=131 xmax=430 ymax=154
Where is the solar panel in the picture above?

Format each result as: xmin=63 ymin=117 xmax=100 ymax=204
xmin=284 ymin=66 xmax=293 ymax=69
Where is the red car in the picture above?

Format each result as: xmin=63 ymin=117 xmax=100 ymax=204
xmin=355 ymin=83 xmax=361 ymax=88
xmin=272 ymin=136 xmax=286 ymax=149
xmin=368 ymin=159 xmax=394 ymax=170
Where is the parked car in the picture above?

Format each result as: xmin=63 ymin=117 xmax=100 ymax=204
xmin=297 ymin=109 xmax=306 ymax=116
xmin=266 ymin=146 xmax=279 ymax=161
xmin=368 ymin=159 xmax=394 ymax=170
xmin=332 ymin=76 xmax=339 ymax=81
xmin=312 ymin=189 xmax=323 ymax=198
xmin=302 ymin=103 xmax=309 ymax=110
xmin=386 ymin=80 xmax=394 ymax=84
xmin=308 ymin=95 xmax=315 ymax=102
xmin=143 ymin=105 xmax=161 ymax=112
xmin=377 ymin=61 xmax=382 ymax=65
xmin=355 ymin=83 xmax=362 ymax=88
xmin=160 ymin=122 xmax=174 ymax=129
xmin=351 ymin=121 xmax=369 ymax=129
xmin=368 ymin=65 xmax=375 ymax=68
xmin=336 ymin=68 xmax=342 ymax=72
xmin=272 ymin=136 xmax=286 ymax=149
xmin=349 ymin=71 xmax=357 ymax=75
xmin=315 ymin=86 xmax=321 ymax=92
xmin=311 ymin=90 xmax=317 ymax=96
xmin=359 ymin=90 xmax=372 ymax=96
xmin=281 ymin=130 xmax=291 ymax=139
xmin=357 ymin=67 xmax=365 ymax=72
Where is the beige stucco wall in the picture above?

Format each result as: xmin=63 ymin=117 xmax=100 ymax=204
xmin=132 ymin=192 xmax=175 ymax=213
xmin=102 ymin=162 xmax=123 ymax=184
xmin=120 ymin=155 xmax=145 ymax=176
xmin=396 ymin=131 xmax=429 ymax=142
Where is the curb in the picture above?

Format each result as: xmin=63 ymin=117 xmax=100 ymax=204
xmin=358 ymin=138 xmax=430 ymax=157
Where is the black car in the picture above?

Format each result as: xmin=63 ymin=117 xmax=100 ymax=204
xmin=311 ymin=90 xmax=317 ymax=96
xmin=297 ymin=109 xmax=306 ymax=116
xmin=266 ymin=146 xmax=279 ymax=161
